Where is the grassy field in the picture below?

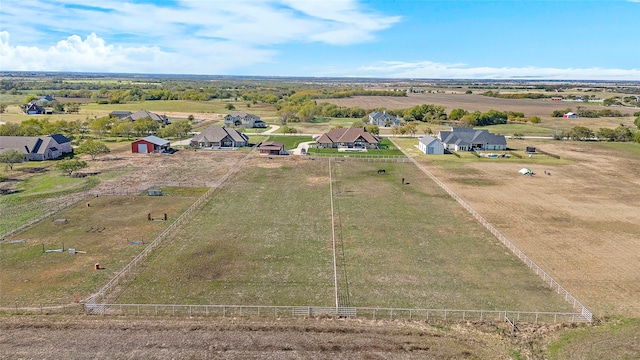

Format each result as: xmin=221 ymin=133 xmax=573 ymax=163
xmin=115 ymin=158 xmax=572 ymax=312
xmin=263 ymin=135 xmax=313 ymax=150
xmin=0 ymin=192 xmax=203 ymax=304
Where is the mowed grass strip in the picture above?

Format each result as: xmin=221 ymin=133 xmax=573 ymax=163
xmin=0 ymin=193 xmax=202 ymax=304
xmin=116 ymin=159 xmax=335 ymax=306
xmin=332 ymin=161 xmax=573 ymax=311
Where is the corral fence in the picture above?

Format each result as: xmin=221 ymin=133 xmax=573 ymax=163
xmin=86 ymin=186 xmax=216 ymax=307
xmin=389 ymin=139 xmax=594 ymax=323
xmin=87 ymin=149 xmax=256 ymax=307
xmin=0 ymin=303 xmax=84 ymax=315
xmin=303 ymin=154 xmax=410 ymax=163
xmin=0 ymin=181 xmax=219 ymax=240
xmin=80 ymin=303 xmax=589 ymax=324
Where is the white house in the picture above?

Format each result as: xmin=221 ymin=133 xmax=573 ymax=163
xmin=418 ymin=135 xmax=444 ymax=155
xmin=368 ymin=111 xmax=400 ymax=127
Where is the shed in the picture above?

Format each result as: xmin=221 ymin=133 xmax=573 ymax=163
xmin=258 ymin=141 xmax=286 ymax=155
xmin=131 ymin=136 xmax=171 ymax=154
xmin=418 ymin=135 xmax=444 ymax=155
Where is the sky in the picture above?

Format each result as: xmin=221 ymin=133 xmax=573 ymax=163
xmin=0 ymin=0 xmax=639 ymax=80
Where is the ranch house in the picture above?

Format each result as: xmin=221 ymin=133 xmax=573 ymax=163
xmin=258 ymin=141 xmax=286 ymax=155
xmin=131 ymin=136 xmax=171 ymax=154
xmin=368 ymin=111 xmax=400 ymax=127
xmin=0 ymin=134 xmax=72 ymax=161
xmin=21 ymin=102 xmax=46 ymax=115
xmin=418 ymin=135 xmax=445 ymax=155
xmin=189 ymin=125 xmax=249 ymax=149
xmin=223 ymin=112 xmax=267 ymax=128
xmin=437 ymin=127 xmax=506 ymax=152
xmin=563 ymin=112 xmax=579 ymax=119
xmin=315 ymin=128 xmax=380 ymax=150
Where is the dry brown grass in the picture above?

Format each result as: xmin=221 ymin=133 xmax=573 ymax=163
xmin=404 ymin=139 xmax=640 ymax=317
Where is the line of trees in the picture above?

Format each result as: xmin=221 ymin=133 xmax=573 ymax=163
xmin=551 ymin=107 xmax=627 ymax=118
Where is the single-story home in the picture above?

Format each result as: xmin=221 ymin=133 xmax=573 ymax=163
xmin=109 ymin=111 xmax=133 ymax=120
xmin=563 ymin=112 xmax=579 ymax=119
xmin=0 ymin=134 xmax=72 ymax=161
xmin=418 ymin=135 xmax=445 ymax=155
xmin=437 ymin=127 xmax=507 ymax=152
xmin=223 ymin=112 xmax=266 ymax=128
xmin=189 ymin=125 xmax=249 ymax=148
xmin=315 ymin=128 xmax=380 ymax=149
xmin=131 ymin=136 xmax=171 ymax=154
xmin=258 ymin=141 xmax=286 ymax=155
xmin=368 ymin=111 xmax=400 ymax=127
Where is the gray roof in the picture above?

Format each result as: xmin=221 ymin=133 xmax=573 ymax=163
xmin=438 ymin=128 xmax=506 ymax=147
xmin=419 ymin=135 xmax=439 ymax=146
xmin=138 ymin=136 xmax=170 ymax=146
xmin=125 ymin=110 xmax=169 ymax=123
xmin=369 ymin=111 xmax=399 ymax=125
xmin=0 ymin=134 xmax=68 ymax=155
xmin=191 ymin=125 xmax=248 ymax=143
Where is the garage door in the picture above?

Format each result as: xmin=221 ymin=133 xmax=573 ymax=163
xmin=137 ymin=143 xmax=148 ymax=153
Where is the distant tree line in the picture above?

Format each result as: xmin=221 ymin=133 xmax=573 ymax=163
xmin=551 ymin=108 xmax=627 ymax=118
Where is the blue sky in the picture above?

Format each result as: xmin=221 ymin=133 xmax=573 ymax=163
xmin=1 ymin=0 xmax=639 ymax=79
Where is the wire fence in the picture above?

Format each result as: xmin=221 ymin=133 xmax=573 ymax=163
xmin=73 ymin=303 xmax=589 ymax=323
xmin=389 ymin=139 xmax=594 ymax=323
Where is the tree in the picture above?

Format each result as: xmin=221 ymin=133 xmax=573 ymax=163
xmin=449 ymin=108 xmax=467 ymax=121
xmin=613 ymin=126 xmax=632 ymax=142
xmin=567 ymin=126 xmax=594 ymax=141
xmin=90 ymin=116 xmax=113 ymax=138
xmin=365 ymin=124 xmax=379 ymax=135
xmin=0 ymin=104 xmax=7 ymax=113
xmin=25 ymin=95 xmax=38 ymax=103
xmin=187 ymin=114 xmax=195 ymax=122
xmin=225 ymin=103 xmax=236 ymax=110
xmin=76 ymin=139 xmax=110 ymax=160
xmin=404 ymin=122 xmax=418 ymax=137
xmin=530 ymin=116 xmax=542 ymax=124
xmin=113 ymin=121 xmax=135 ymax=139
xmin=65 ymin=102 xmax=80 ymax=113
xmin=55 ymin=159 xmax=88 ymax=176
xmin=633 ymin=131 xmax=640 ymax=143
xmin=596 ymin=128 xmax=615 ymax=141
xmin=351 ymin=120 xmax=365 ymax=128
xmin=133 ymin=117 xmax=159 ymax=136
xmin=635 ymin=116 xmax=640 ymax=128
xmin=0 ymin=149 xmax=25 ymax=170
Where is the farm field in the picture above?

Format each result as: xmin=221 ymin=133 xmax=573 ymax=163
xmin=397 ymin=137 xmax=640 ymax=317
xmin=116 ymin=158 xmax=573 ymax=313
xmin=319 ymin=93 xmax=629 ymax=117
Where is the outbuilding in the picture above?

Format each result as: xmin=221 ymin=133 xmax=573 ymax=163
xmin=131 ymin=136 xmax=171 ymax=154
xmin=258 ymin=141 xmax=286 ymax=155
xmin=418 ymin=135 xmax=444 ymax=155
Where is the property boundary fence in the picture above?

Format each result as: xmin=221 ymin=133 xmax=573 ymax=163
xmin=79 ymin=303 xmax=589 ymax=323
xmin=389 ymin=139 xmax=594 ymax=322
xmin=303 ymin=154 xmax=410 ymax=163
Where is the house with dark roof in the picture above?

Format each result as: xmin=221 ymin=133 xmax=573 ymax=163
xmin=0 ymin=134 xmax=72 ymax=161
xmin=21 ymin=102 xmax=46 ymax=115
xmin=189 ymin=125 xmax=249 ymax=149
xmin=418 ymin=135 xmax=444 ymax=155
xmin=258 ymin=141 xmax=286 ymax=155
xmin=223 ymin=112 xmax=266 ymax=128
xmin=39 ymin=95 xmax=55 ymax=102
xmin=437 ymin=128 xmax=506 ymax=152
xmin=368 ymin=111 xmax=400 ymax=127
xmin=131 ymin=136 xmax=171 ymax=153
xmin=315 ymin=128 xmax=380 ymax=150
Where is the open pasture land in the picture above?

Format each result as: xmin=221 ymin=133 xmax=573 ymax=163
xmin=117 ymin=158 xmax=572 ymax=313
xmin=0 ymin=194 xmax=202 ymax=305
xmin=319 ymin=93 xmax=631 ymax=118
xmin=401 ymin=138 xmax=640 ymax=317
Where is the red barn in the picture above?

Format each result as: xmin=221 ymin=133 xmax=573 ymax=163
xmin=131 ymin=136 xmax=171 ymax=154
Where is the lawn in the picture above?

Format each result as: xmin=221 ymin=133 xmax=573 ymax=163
xmin=307 ymin=138 xmax=405 ymax=156
xmin=264 ymin=135 xmax=313 ymax=150
xmin=115 ymin=159 xmax=573 ymax=313
xmin=0 ymin=192 xmax=203 ymax=305
xmin=477 ymin=123 xmax=555 ymax=137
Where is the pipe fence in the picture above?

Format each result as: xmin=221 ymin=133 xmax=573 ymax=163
xmin=389 ymin=139 xmax=594 ymax=322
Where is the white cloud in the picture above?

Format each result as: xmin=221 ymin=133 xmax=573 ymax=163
xmin=357 ymin=61 xmax=640 ymax=80
xmin=0 ymin=0 xmax=399 ymax=74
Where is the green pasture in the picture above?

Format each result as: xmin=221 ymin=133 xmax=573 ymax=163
xmin=477 ymin=123 xmax=554 ymax=137
xmin=116 ymin=160 xmax=573 ymax=312
xmin=83 ymin=99 xmax=278 ymax=118
xmin=264 ymin=135 xmax=313 ymax=150
xmin=0 ymin=193 xmax=203 ymax=305
xmin=307 ymin=138 xmax=405 ymax=156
